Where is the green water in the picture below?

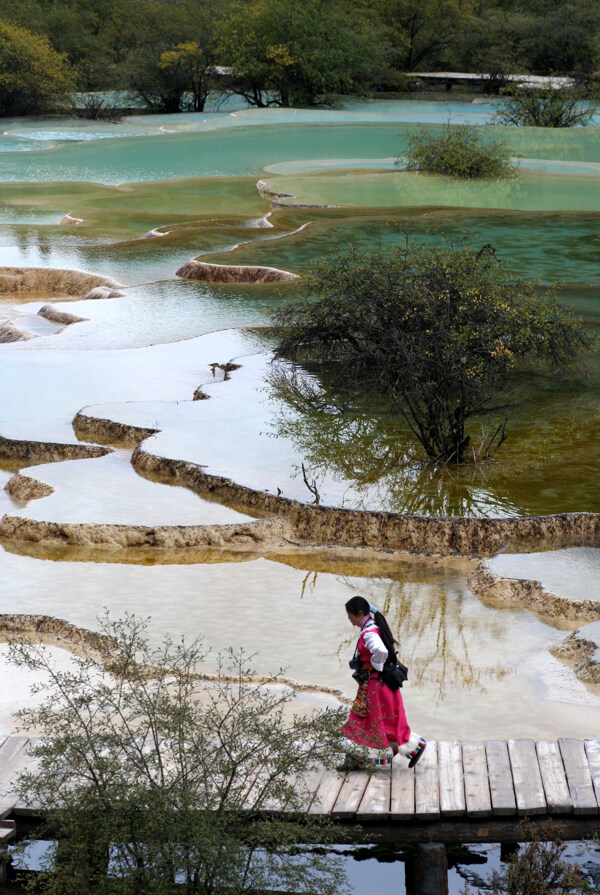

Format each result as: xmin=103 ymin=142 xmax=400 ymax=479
xmin=1 ymin=98 xmax=600 ymax=739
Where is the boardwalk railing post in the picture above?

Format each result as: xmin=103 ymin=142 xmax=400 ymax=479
xmin=405 ymin=843 xmax=449 ymax=895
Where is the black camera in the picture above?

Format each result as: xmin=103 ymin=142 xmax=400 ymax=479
xmin=349 ymin=655 xmax=369 ymax=683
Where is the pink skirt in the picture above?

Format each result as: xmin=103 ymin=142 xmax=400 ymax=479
xmin=341 ymin=677 xmax=411 ymax=749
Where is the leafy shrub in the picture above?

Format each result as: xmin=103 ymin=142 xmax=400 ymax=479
xmin=10 ymin=614 xmax=347 ymax=895
xmin=494 ymin=84 xmax=597 ymax=127
xmin=399 ymin=122 xmax=515 ymax=179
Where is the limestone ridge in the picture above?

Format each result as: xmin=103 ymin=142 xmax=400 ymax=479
xmin=0 ymin=434 xmax=110 ymax=466
xmin=0 ymin=266 xmax=123 ymax=296
xmin=0 ymin=514 xmax=297 ymax=551
xmin=2 ymin=354 xmax=599 ymax=564
xmin=467 ymin=560 xmax=600 ymax=621
xmin=176 ymin=259 xmax=298 ymax=284
xmin=72 ymin=412 xmax=158 ymax=447
xmin=132 ymin=441 xmax=600 ymax=557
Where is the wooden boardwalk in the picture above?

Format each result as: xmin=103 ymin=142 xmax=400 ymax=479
xmin=2 ymin=737 xmax=600 ymax=845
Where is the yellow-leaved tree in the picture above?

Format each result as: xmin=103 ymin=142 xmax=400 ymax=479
xmin=0 ymin=19 xmax=75 ymax=116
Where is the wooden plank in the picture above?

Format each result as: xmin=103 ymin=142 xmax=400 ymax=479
xmin=308 ymin=770 xmax=344 ymax=816
xmin=0 ymin=738 xmax=37 ymax=820
xmin=536 ymin=741 xmax=572 ymax=814
xmin=0 ymin=820 xmax=15 ymax=844
xmin=486 ymin=740 xmax=516 ymax=816
xmin=0 ymin=737 xmax=29 ymax=777
xmin=508 ymin=739 xmax=546 ymax=816
xmin=414 ymin=740 xmax=440 ymax=820
xmin=391 ymin=755 xmax=415 ymax=819
xmin=559 ymin=739 xmax=598 ymax=815
xmin=356 ymin=771 xmax=391 ymax=820
xmin=438 ymin=741 xmax=465 ymax=817
xmin=584 ymin=740 xmax=600 ymax=807
xmin=332 ymin=771 xmax=370 ymax=819
xmin=462 ymin=741 xmax=491 ymax=819
xmin=11 ymin=799 xmax=42 ymax=817
xmin=293 ymin=770 xmax=325 ymax=814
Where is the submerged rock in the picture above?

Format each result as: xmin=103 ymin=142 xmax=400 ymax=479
xmin=256 ymin=179 xmax=295 ymax=199
xmin=4 ymin=472 xmax=54 ymax=502
xmin=38 ymin=305 xmax=88 ymax=326
xmin=81 ymin=286 xmax=124 ymax=300
xmin=0 ymin=322 xmax=34 ymax=343
xmin=59 ymin=213 xmax=83 ymax=225
xmin=176 ymin=259 xmax=298 ymax=284
xmin=551 ymin=622 xmax=600 ymax=684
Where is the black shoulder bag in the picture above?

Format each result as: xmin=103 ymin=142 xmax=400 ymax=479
xmin=380 ymin=649 xmax=409 ymax=691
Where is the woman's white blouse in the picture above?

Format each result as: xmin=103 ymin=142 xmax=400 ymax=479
xmin=363 ymin=625 xmax=388 ymax=671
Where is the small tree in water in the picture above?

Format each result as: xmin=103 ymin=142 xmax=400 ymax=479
xmin=274 ymin=243 xmax=588 ymax=464
xmin=9 ymin=614 xmax=347 ymax=895
xmin=494 ymin=84 xmax=597 ymax=128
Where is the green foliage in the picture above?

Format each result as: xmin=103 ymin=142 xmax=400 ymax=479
xmin=273 ymin=243 xmax=589 ymax=464
xmin=465 ymin=0 xmax=600 ymax=87
xmin=494 ymin=84 xmax=597 ymax=127
xmin=0 ymin=0 xmax=600 ymax=109
xmin=0 ymin=19 xmax=75 ymax=115
xmin=10 ymin=614 xmax=347 ymax=895
xmin=373 ymin=0 xmax=477 ymax=72
xmin=130 ymin=41 xmax=215 ymax=113
xmin=401 ymin=123 xmax=515 ymax=179
xmin=217 ymin=0 xmax=384 ymax=107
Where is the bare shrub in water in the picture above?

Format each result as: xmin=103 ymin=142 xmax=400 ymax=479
xmin=273 ymin=242 xmax=589 ymax=464
xmin=9 ymin=613 xmax=347 ymax=895
xmin=463 ymin=826 xmax=587 ymax=894
xmin=399 ymin=122 xmax=515 ymax=179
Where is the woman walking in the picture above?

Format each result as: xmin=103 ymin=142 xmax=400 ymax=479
xmin=339 ymin=595 xmax=426 ymax=770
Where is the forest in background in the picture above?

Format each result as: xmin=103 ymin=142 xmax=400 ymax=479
xmin=0 ymin=0 xmax=599 ymax=115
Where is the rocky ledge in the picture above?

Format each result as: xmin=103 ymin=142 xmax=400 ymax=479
xmin=0 ymin=434 xmax=110 ymax=466
xmin=550 ymin=622 xmax=600 ymax=684
xmin=0 ymin=514 xmax=297 ymax=551
xmin=72 ymin=412 xmax=158 ymax=447
xmin=38 ymin=305 xmax=88 ymax=326
xmin=132 ymin=446 xmax=600 ymax=557
xmin=468 ymin=560 xmax=600 ymax=621
xmin=4 ymin=473 xmax=54 ymax=502
xmin=176 ymin=260 xmax=298 ymax=284
xmin=0 ymin=266 xmax=123 ymax=296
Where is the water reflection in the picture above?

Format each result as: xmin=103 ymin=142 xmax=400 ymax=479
xmin=0 ymin=544 xmax=596 ymax=739
xmin=334 ymin=573 xmax=510 ymax=702
xmin=267 ymin=363 xmax=526 ymax=517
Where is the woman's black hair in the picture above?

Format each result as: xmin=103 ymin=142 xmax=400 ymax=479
xmin=345 ymin=595 xmax=397 ymax=659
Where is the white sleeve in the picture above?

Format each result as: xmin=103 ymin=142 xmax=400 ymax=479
xmin=363 ymin=629 xmax=388 ymax=671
